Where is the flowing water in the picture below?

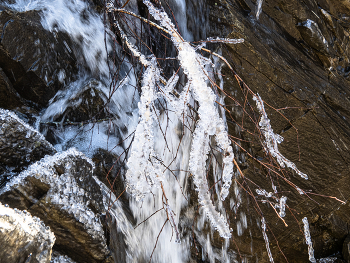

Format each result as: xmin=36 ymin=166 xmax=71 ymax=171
xmin=4 ymin=0 xmax=239 ymax=262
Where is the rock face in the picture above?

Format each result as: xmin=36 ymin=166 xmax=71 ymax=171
xmin=0 ymin=202 xmax=55 ymax=263
xmin=0 ymin=148 xmax=110 ymax=263
xmin=182 ymin=0 xmax=350 ymax=261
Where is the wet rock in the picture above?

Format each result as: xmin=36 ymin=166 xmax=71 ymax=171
xmin=92 ymin=148 xmax=125 ymax=194
xmin=94 ymin=177 xmax=136 ymax=263
xmin=0 ymin=202 xmax=55 ymax=263
xmin=0 ymin=67 xmax=23 ymax=110
xmin=0 ymin=149 xmax=111 ymax=263
xmin=0 ymin=109 xmax=56 ymax=172
xmin=0 ymin=9 xmax=78 ymax=106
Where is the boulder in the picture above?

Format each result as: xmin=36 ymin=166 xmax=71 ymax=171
xmin=0 ymin=9 xmax=78 ymax=106
xmin=0 ymin=202 xmax=55 ymax=263
xmin=0 ymin=109 xmax=56 ymax=172
xmin=0 ymin=149 xmax=110 ymax=263
xmin=0 ymin=67 xmax=23 ymax=110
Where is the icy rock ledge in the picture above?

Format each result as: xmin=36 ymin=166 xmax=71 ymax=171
xmin=0 ymin=201 xmax=55 ymax=263
xmin=0 ymin=148 xmax=111 ymax=263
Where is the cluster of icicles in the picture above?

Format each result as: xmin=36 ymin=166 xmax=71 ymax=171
xmin=107 ymin=0 xmax=312 ymax=261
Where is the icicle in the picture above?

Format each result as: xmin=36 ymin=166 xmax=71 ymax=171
xmin=253 ymin=94 xmax=308 ymax=179
xmin=302 ymin=217 xmax=316 ymax=263
xmin=261 ymin=217 xmax=274 ymax=263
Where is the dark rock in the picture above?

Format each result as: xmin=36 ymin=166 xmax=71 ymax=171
xmin=0 ymin=109 xmax=56 ymax=172
xmin=0 ymin=149 xmax=110 ymax=263
xmin=92 ymin=148 xmax=125 ymax=195
xmin=0 ymin=9 xmax=78 ymax=106
xmin=0 ymin=67 xmax=23 ymax=110
xmin=0 ymin=202 xmax=55 ymax=263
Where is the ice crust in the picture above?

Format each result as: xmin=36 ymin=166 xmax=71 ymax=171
xmin=0 ymin=202 xmax=55 ymax=243
xmin=0 ymin=149 xmax=107 ymax=253
xmin=50 ymin=251 xmax=76 ymax=263
xmin=0 ymin=202 xmax=55 ymax=262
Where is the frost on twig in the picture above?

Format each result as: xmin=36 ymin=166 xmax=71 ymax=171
xmin=253 ymin=94 xmax=308 ymax=180
xmin=303 ymin=217 xmax=316 ymax=263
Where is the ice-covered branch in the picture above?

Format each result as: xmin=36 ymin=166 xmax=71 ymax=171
xmin=109 ymin=0 xmax=244 ymax=239
xmin=256 ymin=189 xmax=287 ymax=218
xmin=124 ymin=56 xmax=164 ymax=201
xmin=143 ymin=0 xmax=238 ymax=238
xmin=253 ymin=94 xmax=308 ymax=180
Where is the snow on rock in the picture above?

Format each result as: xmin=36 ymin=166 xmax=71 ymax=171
xmin=0 ymin=148 xmax=110 ymax=263
xmin=0 ymin=202 xmax=55 ymax=263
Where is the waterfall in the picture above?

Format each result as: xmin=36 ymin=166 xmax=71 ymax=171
xmin=5 ymin=0 xmax=202 ymax=261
